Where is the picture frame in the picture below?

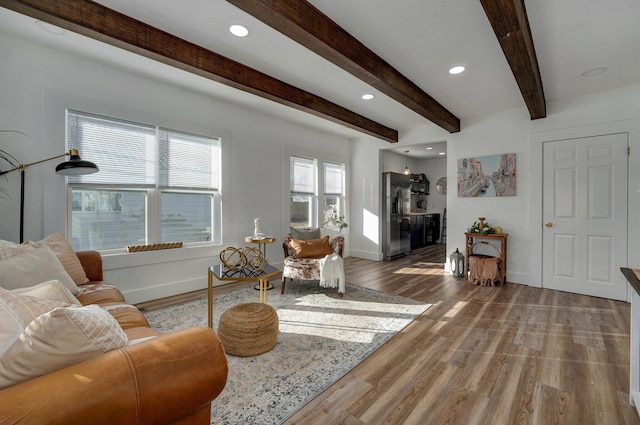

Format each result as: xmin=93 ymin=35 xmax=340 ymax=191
xmin=457 ymin=153 xmax=516 ymax=197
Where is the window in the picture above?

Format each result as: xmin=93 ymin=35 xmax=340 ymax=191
xmin=290 ymin=156 xmax=316 ymax=228
xmin=323 ymin=161 xmax=345 ymax=220
xmin=66 ymin=110 xmax=221 ymax=251
xmin=289 ymin=155 xmax=346 ymax=229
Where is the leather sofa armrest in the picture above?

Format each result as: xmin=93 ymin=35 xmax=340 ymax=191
xmin=0 ymin=327 xmax=228 ymax=425
xmin=76 ymin=250 xmax=104 ymax=282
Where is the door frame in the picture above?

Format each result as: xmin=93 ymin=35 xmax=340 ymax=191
xmin=528 ymin=118 xmax=640 ymax=301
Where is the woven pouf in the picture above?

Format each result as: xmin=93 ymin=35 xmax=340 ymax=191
xmin=218 ymin=302 xmax=279 ymax=357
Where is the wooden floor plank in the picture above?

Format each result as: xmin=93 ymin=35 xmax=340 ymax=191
xmin=139 ymin=244 xmax=639 ymax=424
xmin=284 ymin=245 xmax=639 ymax=425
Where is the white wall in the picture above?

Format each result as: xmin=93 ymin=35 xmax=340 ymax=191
xmin=349 ymin=136 xmax=388 ymax=260
xmin=419 ymin=157 xmax=447 ymax=216
xmin=3 ymin=29 xmax=640 ymax=302
xmin=349 ymin=85 xmax=640 ymax=295
xmin=0 ymin=32 xmax=350 ymax=303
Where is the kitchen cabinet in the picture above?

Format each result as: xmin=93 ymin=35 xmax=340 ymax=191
xmin=410 ymin=215 xmax=424 ymax=249
xmin=410 ymin=213 xmax=441 ymax=249
xmin=425 ymin=213 xmax=440 ymax=244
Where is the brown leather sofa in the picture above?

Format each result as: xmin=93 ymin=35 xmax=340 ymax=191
xmin=0 ymin=251 xmax=228 ymax=425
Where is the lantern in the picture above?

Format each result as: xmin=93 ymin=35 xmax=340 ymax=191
xmin=449 ymin=248 xmax=465 ymax=277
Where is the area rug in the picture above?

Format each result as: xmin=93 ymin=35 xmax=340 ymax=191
xmin=143 ymin=283 xmax=431 ymax=425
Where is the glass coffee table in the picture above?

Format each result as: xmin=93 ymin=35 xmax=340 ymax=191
xmin=207 ymin=264 xmax=280 ymax=328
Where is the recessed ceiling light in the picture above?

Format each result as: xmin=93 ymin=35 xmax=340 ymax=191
xmin=426 ymin=147 xmax=433 ymax=150
xmin=35 ymin=21 xmax=67 ymax=35
xmin=449 ymin=65 xmax=466 ymax=75
xmin=438 ymin=152 xmax=446 ymax=156
xmin=361 ymin=93 xmax=375 ymax=100
xmin=229 ymin=24 xmax=250 ymax=38
xmin=581 ymin=67 xmax=608 ymax=77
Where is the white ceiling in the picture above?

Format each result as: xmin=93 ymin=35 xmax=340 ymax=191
xmin=1 ymin=0 xmax=640 ymax=159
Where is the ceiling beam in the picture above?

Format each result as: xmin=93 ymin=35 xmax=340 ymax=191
xmin=0 ymin=0 xmax=398 ymax=143
xmin=480 ymin=0 xmax=546 ymax=119
xmin=226 ymin=0 xmax=461 ymax=133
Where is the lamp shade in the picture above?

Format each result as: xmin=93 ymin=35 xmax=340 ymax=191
xmin=55 ymin=149 xmax=99 ymax=176
xmin=403 ymin=150 xmax=410 ymax=175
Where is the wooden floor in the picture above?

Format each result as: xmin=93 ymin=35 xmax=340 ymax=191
xmin=283 ymin=245 xmax=639 ymax=425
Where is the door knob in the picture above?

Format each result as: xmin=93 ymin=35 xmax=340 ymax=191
xmin=545 ymin=221 xmax=553 ymax=228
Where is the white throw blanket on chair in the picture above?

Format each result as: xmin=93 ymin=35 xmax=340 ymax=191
xmin=319 ymin=253 xmax=345 ymax=294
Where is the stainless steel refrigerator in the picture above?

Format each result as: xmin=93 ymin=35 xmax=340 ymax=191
xmin=382 ymin=172 xmax=411 ymax=260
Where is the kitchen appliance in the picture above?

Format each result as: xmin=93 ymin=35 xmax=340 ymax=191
xmin=382 ymin=172 xmax=411 ymax=260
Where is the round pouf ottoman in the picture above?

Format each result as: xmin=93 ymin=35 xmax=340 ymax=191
xmin=218 ymin=302 xmax=279 ymax=357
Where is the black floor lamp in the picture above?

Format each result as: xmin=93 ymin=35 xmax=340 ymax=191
xmin=0 ymin=147 xmax=99 ymax=243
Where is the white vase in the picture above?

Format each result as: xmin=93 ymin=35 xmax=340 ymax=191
xmin=253 ymin=218 xmax=264 ymax=239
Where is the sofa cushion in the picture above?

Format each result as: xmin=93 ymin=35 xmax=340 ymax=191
xmin=0 ymin=299 xmax=23 ymax=358
xmin=0 ymin=304 xmax=128 ymax=390
xmin=282 ymin=256 xmax=322 ymax=281
xmin=12 ymin=280 xmax=81 ymax=305
xmin=75 ymin=283 xmax=126 ymax=305
xmin=0 ymin=246 xmax=78 ymax=294
xmin=290 ymin=227 xmax=321 ymax=240
xmin=125 ymin=326 xmax=161 ymax=342
xmin=0 ymin=287 xmax=69 ymax=327
xmin=289 ymin=236 xmax=333 ymax=259
xmin=101 ymin=302 xmax=151 ymax=330
xmin=27 ymin=232 xmax=90 ymax=285
xmin=0 ymin=234 xmax=89 ymax=286
xmin=0 ymin=239 xmax=32 ymax=259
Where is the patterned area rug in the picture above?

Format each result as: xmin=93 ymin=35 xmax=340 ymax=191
xmin=144 ymin=283 xmax=431 ymax=425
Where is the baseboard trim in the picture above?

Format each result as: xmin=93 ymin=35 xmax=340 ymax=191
xmin=349 ymin=249 xmax=382 ymax=261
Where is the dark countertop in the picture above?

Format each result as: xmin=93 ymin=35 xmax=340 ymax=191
xmin=621 ymin=267 xmax=640 ymax=296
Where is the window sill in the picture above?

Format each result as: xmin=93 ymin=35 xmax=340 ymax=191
xmin=102 ymin=243 xmax=219 ymax=270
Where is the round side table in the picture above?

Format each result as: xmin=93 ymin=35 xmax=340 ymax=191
xmin=245 ymin=236 xmax=276 ymax=290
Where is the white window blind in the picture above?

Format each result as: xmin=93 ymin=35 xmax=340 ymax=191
xmin=290 ymin=156 xmax=315 ymax=194
xmin=324 ymin=162 xmax=344 ymax=195
xmin=159 ymin=130 xmax=220 ymax=190
xmin=65 ymin=110 xmax=222 ymax=251
xmin=67 ymin=111 xmax=156 ymax=186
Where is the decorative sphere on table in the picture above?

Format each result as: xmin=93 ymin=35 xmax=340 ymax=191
xmin=220 ymin=247 xmax=247 ymax=270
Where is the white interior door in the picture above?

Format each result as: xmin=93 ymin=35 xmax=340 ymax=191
xmin=542 ymin=133 xmax=628 ymax=300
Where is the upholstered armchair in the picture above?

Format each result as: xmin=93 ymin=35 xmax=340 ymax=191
xmin=281 ymin=230 xmax=345 ymax=295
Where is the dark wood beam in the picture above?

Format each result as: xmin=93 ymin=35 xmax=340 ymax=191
xmin=226 ymin=0 xmax=461 ymax=133
xmin=0 ymin=0 xmax=398 ymax=143
xmin=480 ymin=0 xmax=546 ymax=119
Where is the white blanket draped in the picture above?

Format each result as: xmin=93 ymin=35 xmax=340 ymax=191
xmin=319 ymin=253 xmax=345 ymax=294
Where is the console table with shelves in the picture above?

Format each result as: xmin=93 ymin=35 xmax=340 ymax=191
xmin=464 ymin=232 xmax=508 ymax=285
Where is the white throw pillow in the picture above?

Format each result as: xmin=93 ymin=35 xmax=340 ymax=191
xmin=0 ymin=299 xmax=23 ymax=358
xmin=26 ymin=232 xmax=89 ymax=285
xmin=12 ymin=280 xmax=81 ymax=305
xmin=0 ymin=246 xmax=78 ymax=294
xmin=0 ymin=304 xmax=128 ymax=390
xmin=0 ymin=287 xmax=69 ymax=327
xmin=0 ymin=239 xmax=33 ymax=259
